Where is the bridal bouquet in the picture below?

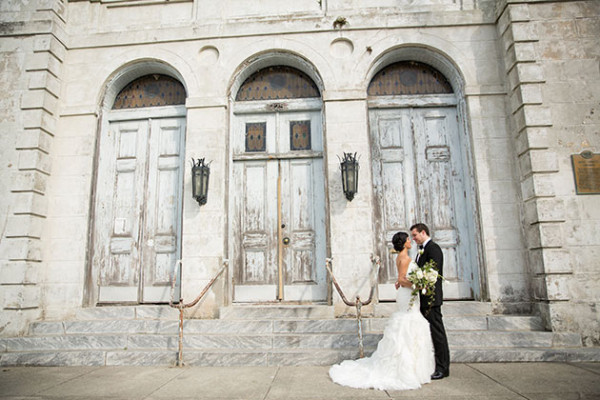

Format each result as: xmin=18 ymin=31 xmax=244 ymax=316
xmin=407 ymin=260 xmax=443 ymax=312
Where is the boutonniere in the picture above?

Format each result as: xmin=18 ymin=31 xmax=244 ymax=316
xmin=418 ymin=249 xmax=424 ymax=255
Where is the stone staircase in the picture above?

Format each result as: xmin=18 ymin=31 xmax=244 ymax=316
xmin=1 ymin=302 xmax=598 ymax=366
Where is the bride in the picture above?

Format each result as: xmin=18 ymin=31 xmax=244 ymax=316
xmin=329 ymin=231 xmax=435 ymax=390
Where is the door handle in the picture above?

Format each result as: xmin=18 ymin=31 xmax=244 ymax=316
xmin=282 ymin=237 xmax=290 ymax=245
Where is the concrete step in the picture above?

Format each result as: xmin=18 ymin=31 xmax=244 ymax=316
xmin=450 ymin=347 xmax=600 ymax=363
xmin=75 ymin=305 xmax=180 ymax=321
xmin=366 ymin=315 xmax=545 ymax=332
xmin=2 ymin=302 xmax=596 ymax=367
xmin=3 ymin=346 xmax=600 ymax=367
xmin=0 ymin=348 xmax=360 ymax=367
xmin=28 ymin=319 xmax=361 ymax=336
xmin=28 ymin=314 xmax=544 ymax=337
xmin=70 ymin=302 xmax=492 ymax=321
xmin=4 ymin=330 xmax=581 ymax=354
xmin=374 ymin=300 xmax=492 ymax=317
xmin=448 ymin=331 xmax=582 ymax=349
xmin=218 ymin=304 xmax=334 ymax=320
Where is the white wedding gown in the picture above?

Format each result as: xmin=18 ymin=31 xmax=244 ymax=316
xmin=329 ymin=261 xmax=435 ymax=391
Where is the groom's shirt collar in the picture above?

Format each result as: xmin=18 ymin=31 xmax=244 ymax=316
xmin=422 ymin=238 xmax=431 ymax=248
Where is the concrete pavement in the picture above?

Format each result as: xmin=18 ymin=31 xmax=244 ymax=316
xmin=1 ymin=362 xmax=599 ymax=399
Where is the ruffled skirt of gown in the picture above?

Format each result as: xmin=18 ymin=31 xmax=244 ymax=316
xmin=329 ymin=281 xmax=435 ymax=391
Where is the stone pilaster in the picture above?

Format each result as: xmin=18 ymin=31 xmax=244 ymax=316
xmin=496 ymin=0 xmax=570 ymax=330
xmin=0 ymin=0 xmax=66 ymax=335
xmin=322 ymin=90 xmax=376 ymax=316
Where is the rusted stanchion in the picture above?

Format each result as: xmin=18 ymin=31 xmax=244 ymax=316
xmin=325 ymin=255 xmax=380 ymax=358
xmin=169 ymin=259 xmax=229 ymax=367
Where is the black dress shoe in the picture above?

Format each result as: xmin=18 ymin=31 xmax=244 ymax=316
xmin=431 ymin=371 xmax=445 ymax=380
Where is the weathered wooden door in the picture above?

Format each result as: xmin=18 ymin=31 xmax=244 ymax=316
xmin=231 ymin=109 xmax=327 ymax=302
xmin=93 ymin=111 xmax=185 ymax=303
xmin=371 ymin=105 xmax=479 ymax=300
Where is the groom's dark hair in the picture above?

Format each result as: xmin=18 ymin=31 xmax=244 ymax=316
xmin=410 ymin=223 xmax=430 ymax=236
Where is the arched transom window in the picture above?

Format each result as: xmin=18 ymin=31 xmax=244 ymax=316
xmin=368 ymin=61 xmax=453 ymax=96
xmin=236 ymin=66 xmax=320 ymax=101
xmin=112 ymin=74 xmax=186 ymax=109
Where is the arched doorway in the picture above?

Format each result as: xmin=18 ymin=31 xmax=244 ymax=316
xmin=369 ymin=61 xmax=481 ymax=301
xmin=90 ymin=73 xmax=187 ymax=304
xmin=230 ymin=65 xmax=327 ymax=302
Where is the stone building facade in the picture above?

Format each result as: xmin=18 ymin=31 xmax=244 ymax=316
xmin=0 ymin=0 xmax=598 ymax=347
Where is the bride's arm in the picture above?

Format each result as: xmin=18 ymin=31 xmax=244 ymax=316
xmin=395 ymin=256 xmax=412 ymax=289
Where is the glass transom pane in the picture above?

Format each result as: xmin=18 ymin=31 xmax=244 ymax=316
xmin=236 ymin=66 xmax=320 ymax=101
xmin=113 ymin=74 xmax=186 ymax=109
xmin=368 ymin=61 xmax=452 ymax=96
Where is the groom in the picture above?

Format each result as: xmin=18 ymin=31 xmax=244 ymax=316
xmin=410 ymin=223 xmax=450 ymax=380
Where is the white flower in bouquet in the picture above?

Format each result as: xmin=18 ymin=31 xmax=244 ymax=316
xmin=406 ymin=259 xmax=444 ymax=312
xmin=427 ymin=271 xmax=438 ymax=284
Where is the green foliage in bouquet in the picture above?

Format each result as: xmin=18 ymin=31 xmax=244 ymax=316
xmin=407 ymin=260 xmax=444 ymax=314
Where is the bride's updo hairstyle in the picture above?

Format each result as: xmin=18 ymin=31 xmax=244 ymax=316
xmin=392 ymin=232 xmax=409 ymax=252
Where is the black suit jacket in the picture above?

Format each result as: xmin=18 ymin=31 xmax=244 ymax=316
xmin=417 ymin=240 xmax=444 ymax=308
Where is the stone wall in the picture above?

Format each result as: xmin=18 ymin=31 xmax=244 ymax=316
xmin=0 ymin=0 xmax=67 ymax=335
xmin=533 ymin=0 xmax=600 ymax=346
xmin=496 ymin=0 xmax=600 ymax=345
xmin=0 ymin=1 xmax=34 ymax=336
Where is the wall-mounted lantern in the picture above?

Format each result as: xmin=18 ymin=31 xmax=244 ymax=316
xmin=191 ymin=158 xmax=210 ymax=206
xmin=339 ymin=152 xmax=359 ymax=201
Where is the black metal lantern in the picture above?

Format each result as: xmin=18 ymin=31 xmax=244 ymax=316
xmin=191 ymin=158 xmax=210 ymax=206
xmin=339 ymin=152 xmax=359 ymax=201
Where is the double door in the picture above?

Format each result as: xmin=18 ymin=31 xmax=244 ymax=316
xmin=370 ymin=105 xmax=479 ymax=300
xmin=231 ymin=109 xmax=326 ymax=302
xmin=93 ymin=110 xmax=185 ymax=303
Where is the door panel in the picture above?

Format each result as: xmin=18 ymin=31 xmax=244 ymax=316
xmin=371 ymin=107 xmax=477 ymax=301
xmin=95 ymin=116 xmax=184 ymax=304
xmin=233 ymin=159 xmax=279 ymax=301
xmin=97 ymin=120 xmax=147 ymax=302
xmin=370 ymin=110 xmax=418 ymax=300
xmin=413 ymin=108 xmax=474 ymax=298
xmin=280 ymin=157 xmax=327 ymax=301
xmin=232 ymin=111 xmax=326 ymax=302
xmin=142 ymin=118 xmax=185 ymax=302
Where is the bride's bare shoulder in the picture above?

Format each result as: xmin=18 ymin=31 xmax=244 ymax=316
xmin=397 ymin=253 xmax=411 ymax=265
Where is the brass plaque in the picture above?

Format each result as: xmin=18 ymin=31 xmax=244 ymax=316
xmin=572 ymin=152 xmax=600 ymax=194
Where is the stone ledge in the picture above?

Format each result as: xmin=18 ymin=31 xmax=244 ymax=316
xmin=33 ymin=34 xmax=67 ymax=62
xmin=0 ymin=262 xmax=40 ymax=285
xmin=323 ymin=90 xmax=366 ymax=102
xmin=186 ymin=96 xmax=228 ymax=109
xmin=0 ymin=351 xmax=105 ymax=367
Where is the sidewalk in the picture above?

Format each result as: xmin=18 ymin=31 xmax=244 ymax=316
xmin=1 ymin=362 xmax=599 ymax=399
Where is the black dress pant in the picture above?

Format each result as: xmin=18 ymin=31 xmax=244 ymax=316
xmin=422 ymin=305 xmax=450 ymax=375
